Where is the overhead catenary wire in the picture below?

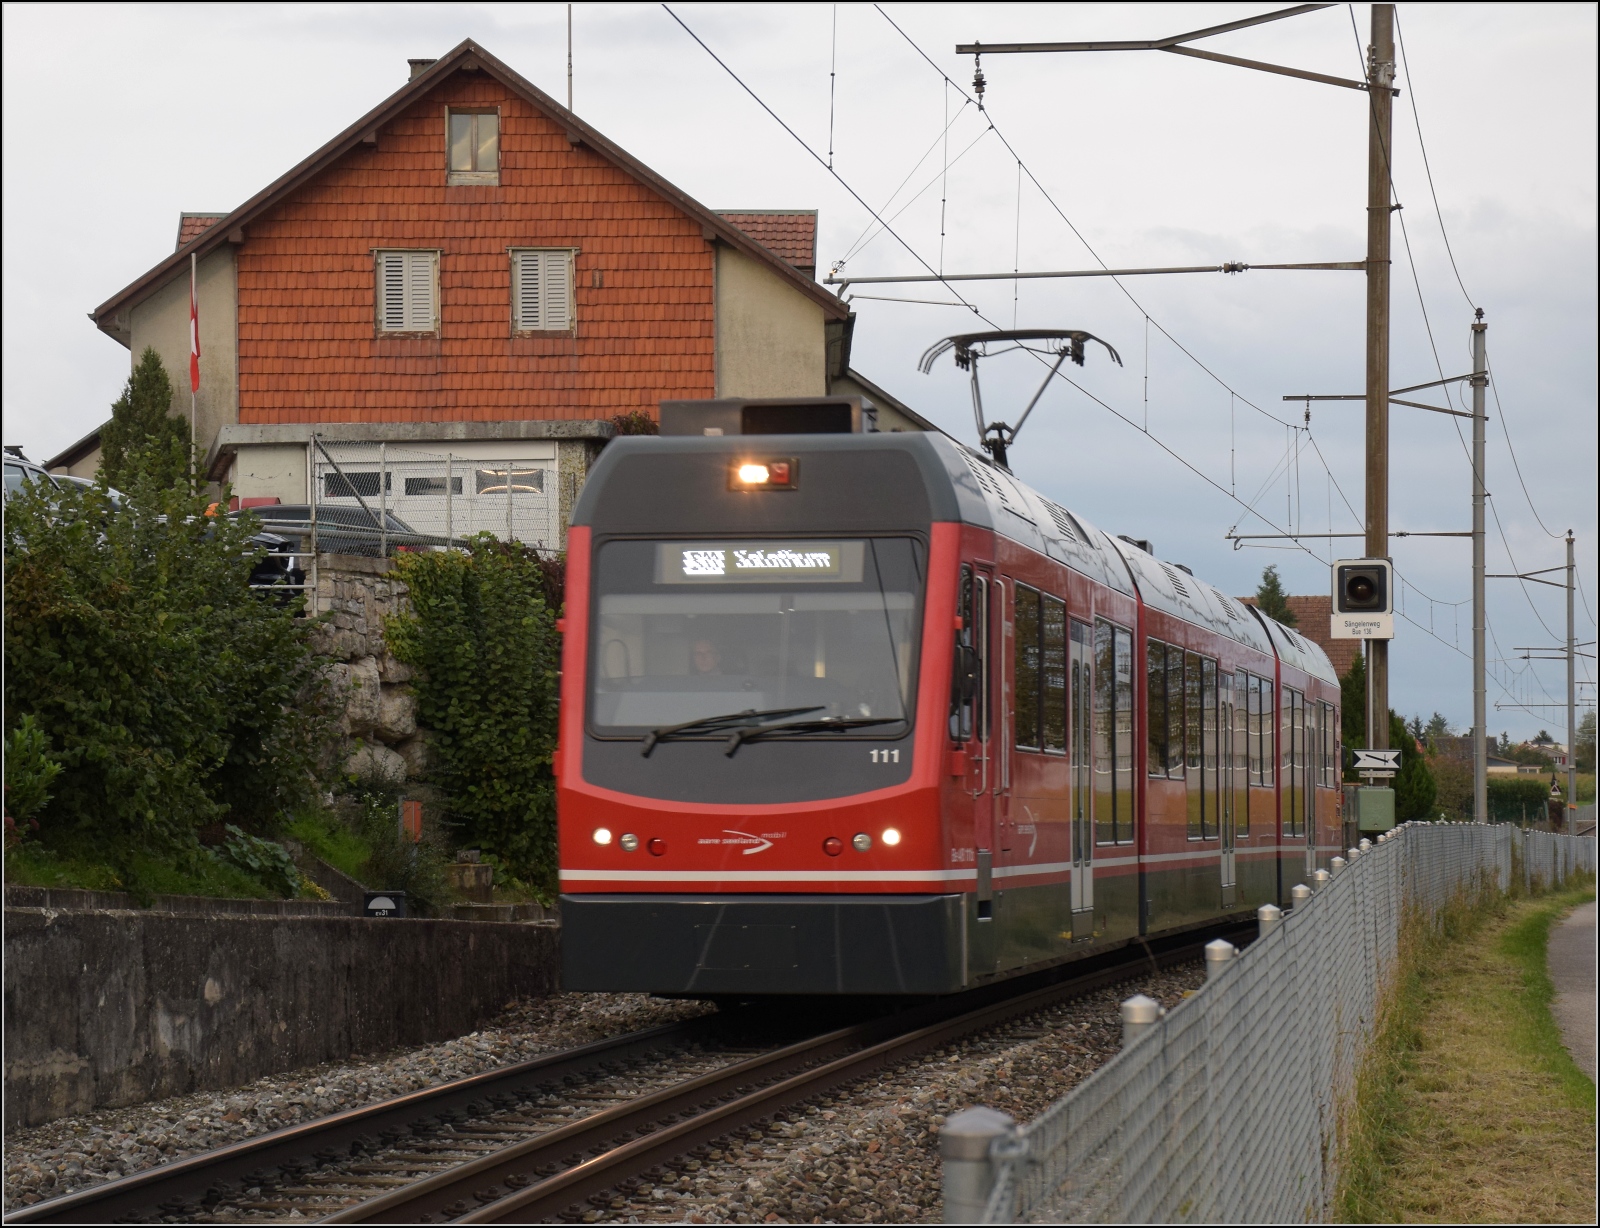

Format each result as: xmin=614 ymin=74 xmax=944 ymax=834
xmin=677 ymin=3 xmax=1583 ymax=729
xmin=871 ymin=4 xmax=1300 ymax=431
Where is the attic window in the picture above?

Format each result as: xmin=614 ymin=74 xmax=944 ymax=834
xmin=447 ymin=110 xmax=499 ymax=185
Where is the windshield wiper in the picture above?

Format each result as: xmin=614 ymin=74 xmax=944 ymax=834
xmin=640 ymin=706 xmax=824 ymax=757
xmin=724 ymin=716 xmax=905 ymax=757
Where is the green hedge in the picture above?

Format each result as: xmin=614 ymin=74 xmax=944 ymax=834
xmin=385 ymin=538 xmax=560 ymax=896
xmin=1487 ymin=775 xmax=1555 ymax=825
xmin=3 ymin=474 xmax=333 ymax=866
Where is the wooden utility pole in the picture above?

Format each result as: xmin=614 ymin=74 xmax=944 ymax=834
xmin=1364 ymin=4 xmax=1396 ymax=753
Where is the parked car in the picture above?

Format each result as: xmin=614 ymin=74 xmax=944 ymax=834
xmin=5 ymin=449 xmax=300 ymax=596
xmin=3 ymin=449 xmax=60 ymax=499
xmin=233 ymin=503 xmax=429 ymax=558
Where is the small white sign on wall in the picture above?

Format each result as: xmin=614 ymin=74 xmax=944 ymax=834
xmin=1331 ymin=612 xmax=1394 ymax=640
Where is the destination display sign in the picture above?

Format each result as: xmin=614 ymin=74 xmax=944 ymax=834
xmin=656 ymin=540 xmax=865 ymax=584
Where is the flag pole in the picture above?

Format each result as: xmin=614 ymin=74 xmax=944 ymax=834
xmin=189 ymin=251 xmax=199 ymax=478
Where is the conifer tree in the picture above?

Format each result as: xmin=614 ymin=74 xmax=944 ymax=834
xmin=100 ymin=347 xmax=191 ymax=492
xmin=1254 ymin=564 xmax=1298 ymax=625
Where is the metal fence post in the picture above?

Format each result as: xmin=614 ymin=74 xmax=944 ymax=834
xmin=1330 ymin=855 xmax=1348 ymax=876
xmin=445 ymin=452 xmax=454 ymax=547
xmin=1311 ymin=869 xmax=1331 ymax=892
xmin=1348 ymin=847 xmax=1362 ymax=863
xmin=1290 ymin=883 xmax=1312 ymax=910
xmin=1121 ymin=993 xmax=1162 ymax=1047
xmin=1359 ymin=838 xmax=1372 ymax=853
xmin=1204 ymin=938 xmax=1238 ymax=982
xmin=941 ymin=1106 xmax=1015 ymax=1224
xmin=1258 ymin=903 xmax=1283 ymax=937
xmin=379 ymin=441 xmax=388 ymax=557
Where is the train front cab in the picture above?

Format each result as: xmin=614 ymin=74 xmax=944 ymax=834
xmin=557 ymin=434 xmax=979 ymax=997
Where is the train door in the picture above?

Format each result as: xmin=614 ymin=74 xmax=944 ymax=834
xmin=1069 ymin=621 xmax=1094 ymax=932
xmin=1219 ymin=670 xmax=1237 ymax=907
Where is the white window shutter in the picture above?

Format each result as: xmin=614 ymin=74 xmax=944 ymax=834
xmin=516 ymin=252 xmax=541 ymax=331
xmin=379 ymin=251 xmax=437 ymax=332
xmin=380 ymin=253 xmax=407 ymax=331
xmin=541 ymin=251 xmax=571 ymax=331
xmin=406 ymin=251 xmax=435 ymax=331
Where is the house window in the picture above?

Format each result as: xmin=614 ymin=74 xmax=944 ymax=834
xmin=375 ymin=250 xmax=438 ymax=333
xmin=511 ymin=249 xmax=574 ymax=333
xmin=447 ymin=110 xmax=499 ymax=185
xmin=474 ymin=466 xmax=546 ymax=495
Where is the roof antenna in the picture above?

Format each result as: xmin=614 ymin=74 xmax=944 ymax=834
xmin=567 ymin=4 xmax=573 ymax=111
xmin=919 ymin=329 xmax=1121 ymax=471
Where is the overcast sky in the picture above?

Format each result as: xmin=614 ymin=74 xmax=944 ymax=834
xmin=3 ymin=2 xmax=1595 ymax=739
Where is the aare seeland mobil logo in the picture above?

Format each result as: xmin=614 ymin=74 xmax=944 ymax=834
xmin=697 ymin=829 xmax=788 ymax=855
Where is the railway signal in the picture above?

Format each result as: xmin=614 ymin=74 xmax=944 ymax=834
xmin=1330 ymin=558 xmax=1394 ymax=640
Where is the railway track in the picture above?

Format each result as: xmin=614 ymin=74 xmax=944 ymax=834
xmin=7 ymin=923 xmax=1244 ymax=1226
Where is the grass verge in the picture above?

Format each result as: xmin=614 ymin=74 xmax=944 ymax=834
xmin=3 ymin=842 xmax=279 ymax=900
xmin=1339 ymin=880 xmax=1596 ymax=1223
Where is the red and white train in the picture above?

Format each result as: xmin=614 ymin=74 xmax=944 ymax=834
xmin=556 ymin=430 xmax=1342 ymax=995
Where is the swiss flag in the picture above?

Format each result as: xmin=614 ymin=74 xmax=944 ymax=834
xmin=189 ymin=261 xmax=201 ymax=394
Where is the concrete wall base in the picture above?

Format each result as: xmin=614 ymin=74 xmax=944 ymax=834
xmin=3 ymin=908 xmax=559 ymax=1129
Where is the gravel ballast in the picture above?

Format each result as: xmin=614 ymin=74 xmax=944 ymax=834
xmin=2 ymin=992 xmax=711 ymax=1211
xmin=603 ymin=964 xmax=1205 ymax=1225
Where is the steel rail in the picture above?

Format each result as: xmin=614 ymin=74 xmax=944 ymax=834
xmin=329 ymin=926 xmax=1243 ymax=1224
xmin=3 ymin=1018 xmax=722 ymax=1225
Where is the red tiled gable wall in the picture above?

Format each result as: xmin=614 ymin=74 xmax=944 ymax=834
xmin=236 ymin=72 xmax=715 ymax=424
xmin=717 ymin=212 xmax=816 ymax=271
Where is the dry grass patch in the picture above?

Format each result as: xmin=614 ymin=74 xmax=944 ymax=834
xmin=1342 ymin=887 xmax=1596 ymax=1223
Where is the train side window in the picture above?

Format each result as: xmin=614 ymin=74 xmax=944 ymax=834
xmin=1234 ymin=671 xmax=1250 ymax=836
xmin=1114 ymin=627 xmax=1134 ymax=843
xmin=1167 ymin=646 xmax=1186 ymax=780
xmin=1095 ymin=621 xmax=1116 ymax=843
xmin=1042 ymin=596 xmax=1066 ymax=753
xmin=1281 ymin=687 xmax=1302 ymax=836
xmin=1014 ymin=584 xmax=1041 ymax=751
xmin=950 ymin=566 xmax=975 ymax=742
xmin=1146 ymin=640 xmax=1167 ymax=777
xmin=1322 ymin=700 xmax=1336 ymax=787
xmin=1259 ymin=677 xmax=1275 ymax=788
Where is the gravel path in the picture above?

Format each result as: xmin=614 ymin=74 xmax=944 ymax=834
xmin=614 ymin=964 xmax=1204 ymax=1225
xmin=3 ymin=992 xmax=712 ymax=1212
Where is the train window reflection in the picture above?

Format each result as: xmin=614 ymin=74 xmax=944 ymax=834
xmin=590 ymin=537 xmax=924 ymax=735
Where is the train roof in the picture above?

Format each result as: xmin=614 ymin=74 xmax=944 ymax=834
xmin=577 ymin=432 xmax=1338 ymax=685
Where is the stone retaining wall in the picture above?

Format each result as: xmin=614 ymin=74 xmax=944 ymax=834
xmin=310 ymin=553 xmax=431 ymax=783
xmin=3 ymin=908 xmax=559 ymax=1129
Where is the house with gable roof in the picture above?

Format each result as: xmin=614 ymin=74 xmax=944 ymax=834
xmin=69 ymin=40 xmax=934 ymax=546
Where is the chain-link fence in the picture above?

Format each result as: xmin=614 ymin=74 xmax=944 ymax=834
xmin=963 ymin=823 xmax=1596 ymax=1224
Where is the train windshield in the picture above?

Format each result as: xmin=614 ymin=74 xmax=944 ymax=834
xmin=589 ymin=538 xmax=924 ymax=736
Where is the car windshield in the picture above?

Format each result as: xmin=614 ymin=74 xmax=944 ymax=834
xmin=590 ymin=538 xmax=925 ymax=736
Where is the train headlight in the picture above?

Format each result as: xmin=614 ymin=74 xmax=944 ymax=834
xmin=729 ymin=458 xmax=798 ymax=490
xmin=882 ymin=828 xmax=901 ymax=847
xmin=852 ymin=833 xmax=872 ymax=852
xmin=592 ymin=827 xmax=613 ymax=846
xmin=620 ymin=833 xmax=640 ymax=852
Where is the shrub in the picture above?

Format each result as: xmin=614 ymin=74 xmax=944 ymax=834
xmin=4 ymin=715 xmax=62 ymax=827
xmin=1390 ymin=714 xmax=1437 ymax=822
xmin=100 ymin=347 xmax=191 ymax=493
xmin=219 ymin=824 xmax=302 ymax=897
xmin=3 ymin=472 xmax=335 ymax=867
xmin=385 ymin=537 xmax=559 ymax=895
xmin=1487 ymin=775 xmax=1554 ymax=824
